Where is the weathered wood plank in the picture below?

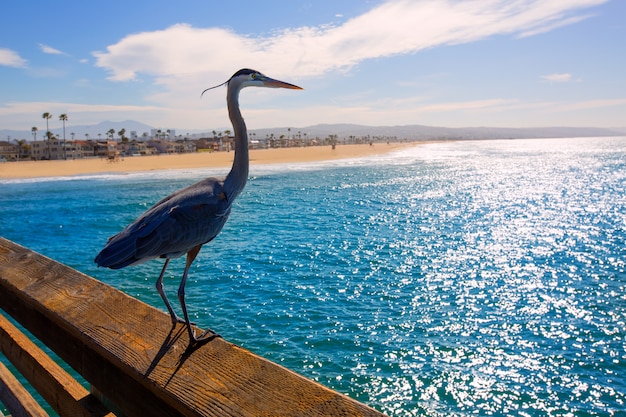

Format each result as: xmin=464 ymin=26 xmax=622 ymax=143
xmin=0 ymin=312 xmax=114 ymax=417
xmin=0 ymin=237 xmax=386 ymax=417
xmin=0 ymin=359 xmax=49 ymax=417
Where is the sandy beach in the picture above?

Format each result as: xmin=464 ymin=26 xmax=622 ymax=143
xmin=0 ymin=143 xmax=418 ymax=180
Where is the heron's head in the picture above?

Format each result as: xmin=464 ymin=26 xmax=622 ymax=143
xmin=202 ymin=68 xmax=302 ymax=97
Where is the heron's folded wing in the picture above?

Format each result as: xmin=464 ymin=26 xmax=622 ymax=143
xmin=95 ymin=179 xmax=229 ymax=268
xmin=133 ymin=191 xmax=231 ymax=259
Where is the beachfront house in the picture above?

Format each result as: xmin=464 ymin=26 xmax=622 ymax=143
xmin=193 ymin=138 xmax=216 ymax=152
xmin=0 ymin=141 xmax=19 ymax=161
xmin=174 ymin=139 xmax=197 ymax=153
xmin=92 ymin=140 xmax=119 ymax=158
xmin=75 ymin=140 xmax=95 ymax=157
xmin=148 ymin=139 xmax=176 ymax=154
xmin=119 ymin=140 xmax=159 ymax=156
xmin=30 ymin=139 xmax=65 ymax=160
xmin=62 ymin=141 xmax=86 ymax=159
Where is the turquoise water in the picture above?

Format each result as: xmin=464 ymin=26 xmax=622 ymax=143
xmin=1 ymin=137 xmax=625 ymax=416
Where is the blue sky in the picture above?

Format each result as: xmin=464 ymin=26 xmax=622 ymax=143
xmin=1 ymin=0 xmax=624 ymax=133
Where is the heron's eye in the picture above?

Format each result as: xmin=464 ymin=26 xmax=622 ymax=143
xmin=251 ymin=73 xmax=257 ymax=80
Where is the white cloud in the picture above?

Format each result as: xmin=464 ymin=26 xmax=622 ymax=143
xmin=93 ymin=0 xmax=606 ymax=85
xmin=0 ymin=48 xmax=27 ymax=68
xmin=39 ymin=43 xmax=67 ymax=55
xmin=541 ymin=73 xmax=573 ymax=82
xmin=518 ymin=14 xmax=593 ymax=38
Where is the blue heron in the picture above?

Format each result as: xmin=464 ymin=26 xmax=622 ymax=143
xmin=95 ymin=69 xmax=302 ymax=344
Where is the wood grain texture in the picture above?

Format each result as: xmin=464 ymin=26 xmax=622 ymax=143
xmin=0 ymin=237 xmax=386 ymax=417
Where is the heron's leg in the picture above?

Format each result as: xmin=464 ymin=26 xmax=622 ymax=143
xmin=178 ymin=245 xmax=219 ymax=344
xmin=155 ymin=259 xmax=186 ymax=324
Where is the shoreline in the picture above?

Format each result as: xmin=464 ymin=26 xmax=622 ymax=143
xmin=0 ymin=142 xmax=421 ymax=180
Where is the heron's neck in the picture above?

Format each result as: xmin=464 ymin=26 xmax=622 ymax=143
xmin=223 ymin=86 xmax=249 ymax=200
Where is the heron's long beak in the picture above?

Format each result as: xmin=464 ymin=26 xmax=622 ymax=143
xmin=262 ymin=77 xmax=303 ymax=90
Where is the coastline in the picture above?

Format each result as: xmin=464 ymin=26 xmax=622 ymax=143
xmin=0 ymin=142 xmax=419 ymax=180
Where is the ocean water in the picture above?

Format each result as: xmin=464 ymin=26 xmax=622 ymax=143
xmin=1 ymin=137 xmax=625 ymax=416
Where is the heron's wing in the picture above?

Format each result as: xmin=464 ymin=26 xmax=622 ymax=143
xmin=134 ymin=191 xmax=231 ymax=258
xmin=95 ymin=178 xmax=231 ymax=268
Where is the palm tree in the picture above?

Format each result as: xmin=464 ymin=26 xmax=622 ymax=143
xmin=118 ymin=128 xmax=127 ymax=142
xmin=107 ymin=128 xmax=115 ymax=140
xmin=14 ymin=139 xmax=27 ymax=161
xmin=31 ymin=126 xmax=38 ymax=141
xmin=42 ymin=112 xmax=52 ymax=159
xmin=59 ymin=114 xmax=68 ymax=159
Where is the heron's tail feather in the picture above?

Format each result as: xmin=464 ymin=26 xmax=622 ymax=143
xmin=94 ymin=233 xmax=142 ymax=269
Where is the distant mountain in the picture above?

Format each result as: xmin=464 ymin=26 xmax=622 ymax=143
xmin=67 ymin=120 xmax=155 ymax=139
xmin=250 ymin=124 xmax=625 ymax=141
xmin=1 ymin=120 xmax=624 ymax=142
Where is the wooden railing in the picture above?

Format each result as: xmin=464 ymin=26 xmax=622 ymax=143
xmin=0 ymin=237 xmax=387 ymax=417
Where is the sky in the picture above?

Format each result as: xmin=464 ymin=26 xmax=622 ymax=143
xmin=1 ymin=0 xmax=625 ymax=134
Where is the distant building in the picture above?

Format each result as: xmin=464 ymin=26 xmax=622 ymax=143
xmin=147 ymin=138 xmax=195 ymax=154
xmin=30 ymin=139 xmax=63 ymax=160
xmin=174 ymin=139 xmax=196 ymax=153
xmin=119 ymin=140 xmax=158 ymax=156
xmin=30 ymin=138 xmax=92 ymax=160
xmin=7 ymin=136 xmax=208 ymax=162
xmin=194 ymin=138 xmax=217 ymax=151
xmin=148 ymin=139 xmax=176 ymax=154
xmin=0 ymin=141 xmax=19 ymax=161
xmin=92 ymin=140 xmax=118 ymax=158
xmin=150 ymin=129 xmax=176 ymax=140
xmin=62 ymin=141 xmax=86 ymax=159
xmin=74 ymin=140 xmax=95 ymax=157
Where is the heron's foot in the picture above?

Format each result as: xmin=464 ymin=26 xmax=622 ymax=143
xmin=190 ymin=327 xmax=221 ymax=345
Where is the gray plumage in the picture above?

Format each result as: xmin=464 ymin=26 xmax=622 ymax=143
xmin=95 ymin=179 xmax=230 ymax=268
